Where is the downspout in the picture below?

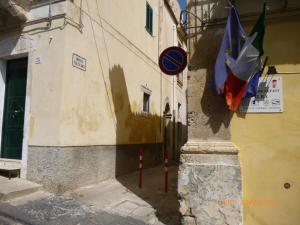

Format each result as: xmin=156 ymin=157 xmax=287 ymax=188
xmin=47 ymin=0 xmax=53 ymax=27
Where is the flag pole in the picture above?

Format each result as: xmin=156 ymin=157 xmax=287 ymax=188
xmin=260 ymin=56 xmax=269 ymax=75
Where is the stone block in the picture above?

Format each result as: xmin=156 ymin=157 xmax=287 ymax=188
xmin=178 ymin=141 xmax=243 ymax=225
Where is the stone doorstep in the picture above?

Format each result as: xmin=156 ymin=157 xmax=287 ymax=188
xmin=0 ymin=176 xmax=41 ymax=201
xmin=0 ymin=158 xmax=22 ymax=179
xmin=0 ymin=158 xmax=21 ymax=170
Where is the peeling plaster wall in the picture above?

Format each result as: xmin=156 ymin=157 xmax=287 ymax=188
xmin=0 ymin=0 xmax=187 ymax=148
xmin=59 ymin=0 xmax=188 ymax=147
xmin=0 ymin=0 xmax=188 ymax=192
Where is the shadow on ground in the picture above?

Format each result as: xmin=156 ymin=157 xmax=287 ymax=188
xmin=117 ymin=164 xmax=181 ymax=225
xmin=109 ymin=65 xmax=182 ymax=225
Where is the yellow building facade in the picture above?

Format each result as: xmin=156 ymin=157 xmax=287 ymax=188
xmin=179 ymin=0 xmax=300 ymax=224
xmin=232 ymin=19 xmax=300 ymax=225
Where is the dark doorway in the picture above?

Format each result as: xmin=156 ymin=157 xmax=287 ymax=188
xmin=1 ymin=58 xmax=28 ymax=159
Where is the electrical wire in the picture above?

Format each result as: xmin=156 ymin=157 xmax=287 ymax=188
xmin=85 ymin=0 xmax=117 ymax=129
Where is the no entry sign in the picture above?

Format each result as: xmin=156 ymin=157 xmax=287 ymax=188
xmin=159 ymin=47 xmax=187 ymax=75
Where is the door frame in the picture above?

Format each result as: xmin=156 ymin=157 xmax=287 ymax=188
xmin=0 ymin=52 xmax=33 ymax=179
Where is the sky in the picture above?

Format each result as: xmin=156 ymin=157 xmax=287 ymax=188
xmin=178 ymin=0 xmax=186 ymax=10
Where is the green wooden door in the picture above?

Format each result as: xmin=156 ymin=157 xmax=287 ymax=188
xmin=1 ymin=58 xmax=28 ymax=159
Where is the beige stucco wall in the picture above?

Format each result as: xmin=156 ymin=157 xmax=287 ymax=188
xmin=0 ymin=0 xmax=187 ymax=148
xmin=231 ymin=19 xmax=300 ymax=225
xmin=0 ymin=19 xmax=68 ymax=147
xmin=28 ymin=20 xmax=66 ymax=146
xmin=57 ymin=0 xmax=187 ymax=146
xmin=0 ymin=1 xmax=71 ymax=147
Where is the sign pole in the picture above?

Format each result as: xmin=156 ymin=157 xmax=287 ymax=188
xmin=164 ymin=150 xmax=168 ymax=193
xmin=138 ymin=148 xmax=144 ymax=188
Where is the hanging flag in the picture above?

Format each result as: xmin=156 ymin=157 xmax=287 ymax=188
xmin=243 ymin=3 xmax=266 ymax=98
xmin=224 ymin=3 xmax=266 ymax=111
xmin=214 ymin=6 xmax=246 ymax=94
xmin=243 ymin=71 xmax=260 ymax=98
xmin=224 ymin=33 xmax=261 ymax=111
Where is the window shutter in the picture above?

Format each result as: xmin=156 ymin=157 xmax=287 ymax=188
xmin=149 ymin=7 xmax=153 ymax=34
xmin=146 ymin=2 xmax=153 ymax=35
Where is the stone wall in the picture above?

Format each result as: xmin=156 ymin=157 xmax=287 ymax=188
xmin=27 ymin=144 xmax=162 ymax=194
xmin=178 ymin=142 xmax=242 ymax=225
xmin=178 ymin=0 xmax=243 ymax=224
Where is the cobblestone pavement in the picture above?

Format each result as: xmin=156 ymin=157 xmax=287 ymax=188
xmin=0 ymin=164 xmax=180 ymax=225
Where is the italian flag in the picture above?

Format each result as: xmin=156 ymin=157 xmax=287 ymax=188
xmin=224 ymin=3 xmax=265 ymax=111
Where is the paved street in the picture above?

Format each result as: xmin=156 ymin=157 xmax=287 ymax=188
xmin=0 ymin=195 xmax=147 ymax=225
xmin=0 ymin=165 xmax=180 ymax=225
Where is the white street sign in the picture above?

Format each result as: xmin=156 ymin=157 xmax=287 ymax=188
xmin=239 ymin=76 xmax=283 ymax=113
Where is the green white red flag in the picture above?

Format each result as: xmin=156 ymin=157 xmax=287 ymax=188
xmin=224 ymin=3 xmax=266 ymax=111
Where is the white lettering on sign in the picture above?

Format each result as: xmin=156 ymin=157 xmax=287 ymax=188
xmin=72 ymin=53 xmax=86 ymax=71
xmin=239 ymin=76 xmax=283 ymax=113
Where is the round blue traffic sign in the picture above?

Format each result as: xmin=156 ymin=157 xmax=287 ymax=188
xmin=159 ymin=47 xmax=187 ymax=75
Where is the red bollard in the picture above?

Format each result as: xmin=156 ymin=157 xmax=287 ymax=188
xmin=138 ymin=148 xmax=144 ymax=188
xmin=164 ymin=150 xmax=168 ymax=193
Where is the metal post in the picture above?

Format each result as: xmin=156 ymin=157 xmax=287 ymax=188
xmin=172 ymin=24 xmax=176 ymax=160
xmin=164 ymin=150 xmax=168 ymax=193
xmin=138 ymin=148 xmax=144 ymax=188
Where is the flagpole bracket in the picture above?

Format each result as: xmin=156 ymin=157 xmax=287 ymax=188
xmin=180 ymin=10 xmax=206 ymax=30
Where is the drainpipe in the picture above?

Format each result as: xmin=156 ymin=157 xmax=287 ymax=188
xmin=172 ymin=23 xmax=176 ymax=161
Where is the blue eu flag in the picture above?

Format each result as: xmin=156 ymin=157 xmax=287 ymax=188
xmin=214 ymin=6 xmax=246 ymax=94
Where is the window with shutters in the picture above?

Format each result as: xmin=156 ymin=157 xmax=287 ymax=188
xmin=146 ymin=2 xmax=153 ymax=35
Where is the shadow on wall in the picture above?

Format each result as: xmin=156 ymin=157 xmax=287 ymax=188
xmin=187 ymin=0 xmax=232 ymax=135
xmin=109 ymin=65 xmax=182 ymax=224
xmin=109 ymin=64 xmax=186 ymax=175
xmin=109 ymin=65 xmax=162 ymax=177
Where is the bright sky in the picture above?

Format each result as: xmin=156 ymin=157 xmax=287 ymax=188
xmin=178 ymin=0 xmax=186 ymax=10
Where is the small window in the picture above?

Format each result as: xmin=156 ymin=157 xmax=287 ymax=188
xmin=143 ymin=92 xmax=150 ymax=113
xmin=146 ymin=2 xmax=153 ymax=35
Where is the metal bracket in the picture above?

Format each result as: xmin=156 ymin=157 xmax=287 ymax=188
xmin=180 ymin=9 xmax=206 ymax=30
xmin=180 ymin=1 xmax=236 ymax=30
